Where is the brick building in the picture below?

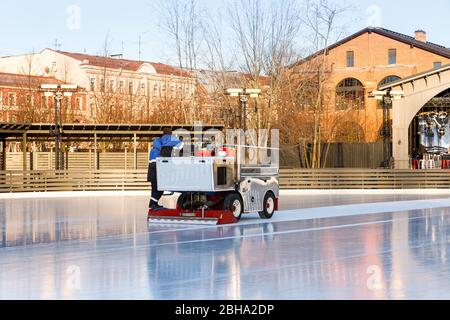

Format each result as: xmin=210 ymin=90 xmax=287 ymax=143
xmin=0 ymin=49 xmax=195 ymax=122
xmin=0 ymin=72 xmax=87 ymax=123
xmin=292 ymin=27 xmax=450 ymax=143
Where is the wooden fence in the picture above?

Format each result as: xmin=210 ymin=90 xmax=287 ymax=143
xmin=280 ymin=142 xmax=384 ymax=168
xmin=3 ymin=152 xmax=149 ymax=171
xmin=0 ymin=170 xmax=148 ymax=193
xmin=279 ymin=168 xmax=450 ymax=189
xmin=4 ymin=143 xmax=385 ymax=171
xmin=1 ymin=169 xmax=450 ymax=193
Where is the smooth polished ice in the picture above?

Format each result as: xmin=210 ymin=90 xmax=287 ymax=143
xmin=1 ymin=192 xmax=450 ymax=299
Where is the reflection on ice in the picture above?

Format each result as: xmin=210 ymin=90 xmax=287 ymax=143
xmin=1 ymin=193 xmax=450 ymax=299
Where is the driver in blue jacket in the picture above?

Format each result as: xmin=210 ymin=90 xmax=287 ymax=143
xmin=148 ymin=127 xmax=181 ymax=210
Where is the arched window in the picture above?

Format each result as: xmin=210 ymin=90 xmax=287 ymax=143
xmin=379 ymin=75 xmax=401 ymax=87
xmin=336 ymin=78 xmax=365 ymax=110
xmin=377 ymin=76 xmax=401 ymax=109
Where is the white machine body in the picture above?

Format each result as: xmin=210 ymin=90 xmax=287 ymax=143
xmin=156 ymin=157 xmax=235 ymax=192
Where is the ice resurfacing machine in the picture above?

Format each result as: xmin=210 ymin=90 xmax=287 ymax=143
xmin=147 ymin=146 xmax=279 ymax=225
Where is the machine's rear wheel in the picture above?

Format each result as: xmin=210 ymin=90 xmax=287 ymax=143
xmin=223 ymin=193 xmax=243 ymax=221
xmin=259 ymin=191 xmax=275 ymax=219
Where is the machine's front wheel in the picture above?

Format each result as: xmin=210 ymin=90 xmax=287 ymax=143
xmin=259 ymin=191 xmax=276 ymax=219
xmin=176 ymin=192 xmax=188 ymax=209
xmin=223 ymin=193 xmax=243 ymax=221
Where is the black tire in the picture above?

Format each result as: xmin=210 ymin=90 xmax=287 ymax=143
xmin=259 ymin=191 xmax=276 ymax=219
xmin=176 ymin=192 xmax=188 ymax=209
xmin=223 ymin=193 xmax=244 ymax=221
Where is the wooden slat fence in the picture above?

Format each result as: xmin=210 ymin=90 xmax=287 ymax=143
xmin=1 ymin=169 xmax=450 ymax=193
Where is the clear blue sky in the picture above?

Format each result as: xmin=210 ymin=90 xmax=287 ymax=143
xmin=1 ymin=0 xmax=449 ymax=65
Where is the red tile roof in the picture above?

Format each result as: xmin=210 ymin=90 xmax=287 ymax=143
xmin=150 ymin=62 xmax=192 ymax=78
xmin=0 ymin=72 xmax=63 ymax=88
xmin=51 ymin=49 xmax=192 ymax=78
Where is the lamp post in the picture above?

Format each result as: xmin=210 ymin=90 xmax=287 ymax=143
xmin=224 ymin=88 xmax=261 ymax=130
xmin=369 ymin=89 xmax=404 ymax=168
xmin=40 ymin=84 xmax=79 ymax=170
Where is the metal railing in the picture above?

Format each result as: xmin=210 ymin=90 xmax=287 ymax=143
xmin=2 ymin=168 xmax=450 ymax=193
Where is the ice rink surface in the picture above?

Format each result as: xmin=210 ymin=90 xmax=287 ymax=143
xmin=2 ymin=190 xmax=450 ymax=299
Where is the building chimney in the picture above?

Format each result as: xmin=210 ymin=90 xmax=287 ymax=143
xmin=414 ymin=30 xmax=427 ymax=43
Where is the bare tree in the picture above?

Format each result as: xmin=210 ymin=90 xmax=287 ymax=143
xmin=285 ymin=0 xmax=351 ymax=168
xmin=89 ymin=35 xmax=140 ymax=124
xmin=159 ymin=0 xmax=205 ymax=123
xmin=224 ymin=0 xmax=305 ymax=134
xmin=14 ymin=51 xmax=41 ymax=122
xmin=262 ymin=0 xmax=302 ymax=131
xmin=154 ymin=0 xmax=353 ymax=168
xmin=11 ymin=51 xmax=56 ymax=123
xmin=202 ymin=14 xmax=237 ymax=124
